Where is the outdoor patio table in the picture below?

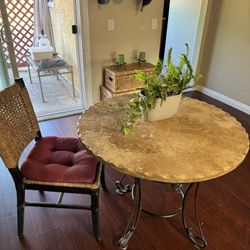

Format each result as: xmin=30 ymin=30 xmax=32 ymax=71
xmin=77 ymin=94 xmax=249 ymax=249
xmin=26 ymin=54 xmax=75 ymax=102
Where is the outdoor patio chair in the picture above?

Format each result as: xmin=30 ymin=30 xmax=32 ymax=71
xmin=0 ymin=78 xmax=107 ymax=241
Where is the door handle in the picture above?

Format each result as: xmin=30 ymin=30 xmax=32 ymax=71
xmin=72 ymin=25 xmax=78 ymax=34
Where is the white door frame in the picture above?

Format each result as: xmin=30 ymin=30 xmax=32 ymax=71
xmin=76 ymin=0 xmax=93 ymax=108
xmin=36 ymin=0 xmax=90 ymax=120
xmin=73 ymin=0 xmax=92 ymax=109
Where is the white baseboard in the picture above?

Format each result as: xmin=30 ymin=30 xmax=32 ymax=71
xmin=196 ymin=85 xmax=250 ymax=115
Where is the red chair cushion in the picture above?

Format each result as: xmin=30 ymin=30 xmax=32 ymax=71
xmin=20 ymin=137 xmax=98 ymax=184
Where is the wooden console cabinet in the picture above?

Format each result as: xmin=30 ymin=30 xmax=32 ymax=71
xmin=101 ymin=63 xmax=154 ymax=100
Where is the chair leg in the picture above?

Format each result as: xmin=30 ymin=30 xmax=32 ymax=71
xmin=91 ymin=190 xmax=101 ymax=242
xmin=57 ymin=192 xmax=64 ymax=204
xmin=100 ymin=165 xmax=107 ymax=191
xmin=38 ymin=190 xmax=45 ymax=198
xmin=16 ymin=185 xmax=25 ymax=237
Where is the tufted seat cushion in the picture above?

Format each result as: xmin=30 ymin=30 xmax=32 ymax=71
xmin=20 ymin=137 xmax=98 ymax=184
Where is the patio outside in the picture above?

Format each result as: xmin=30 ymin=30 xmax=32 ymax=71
xmin=19 ymin=67 xmax=80 ymax=115
xmin=4 ymin=0 xmax=83 ymax=118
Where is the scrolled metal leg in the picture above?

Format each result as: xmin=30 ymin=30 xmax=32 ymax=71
xmin=118 ymin=178 xmax=141 ymax=250
xmin=171 ymin=183 xmax=183 ymax=192
xmin=115 ymin=174 xmax=132 ymax=195
xmin=139 ymin=183 xmax=184 ymax=218
xmin=182 ymin=183 xmax=207 ymax=249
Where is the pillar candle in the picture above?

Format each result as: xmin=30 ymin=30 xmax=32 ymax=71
xmin=118 ymin=54 xmax=124 ymax=64
xmin=139 ymin=52 xmax=146 ymax=61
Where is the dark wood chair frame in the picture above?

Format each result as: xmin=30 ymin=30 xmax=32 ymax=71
xmin=2 ymin=79 xmax=107 ymax=241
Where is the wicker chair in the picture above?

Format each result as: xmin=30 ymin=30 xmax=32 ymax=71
xmin=0 ymin=78 xmax=107 ymax=241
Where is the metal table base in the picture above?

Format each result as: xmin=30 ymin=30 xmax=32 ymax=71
xmin=116 ymin=175 xmax=207 ymax=250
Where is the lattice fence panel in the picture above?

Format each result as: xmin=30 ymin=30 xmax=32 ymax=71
xmin=3 ymin=0 xmax=34 ymax=67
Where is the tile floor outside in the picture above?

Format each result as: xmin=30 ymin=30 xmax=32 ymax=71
xmin=17 ymin=67 xmax=81 ymax=116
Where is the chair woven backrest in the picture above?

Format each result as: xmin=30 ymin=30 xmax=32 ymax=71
xmin=0 ymin=79 xmax=40 ymax=168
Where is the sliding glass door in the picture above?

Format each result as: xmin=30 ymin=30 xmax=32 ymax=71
xmin=0 ymin=37 xmax=10 ymax=90
xmin=1 ymin=0 xmax=86 ymax=120
xmin=0 ymin=0 xmax=17 ymax=90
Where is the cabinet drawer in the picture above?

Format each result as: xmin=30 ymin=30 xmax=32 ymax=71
xmin=116 ymin=75 xmax=144 ymax=92
xmin=103 ymin=63 xmax=154 ymax=93
xmin=104 ymin=71 xmax=116 ymax=92
xmin=100 ymin=85 xmax=141 ymax=100
xmin=105 ymin=72 xmax=144 ymax=93
xmin=100 ymin=85 xmax=113 ymax=100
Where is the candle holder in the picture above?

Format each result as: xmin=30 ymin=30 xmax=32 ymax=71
xmin=115 ymin=54 xmax=126 ymax=70
xmin=137 ymin=51 xmax=147 ymax=66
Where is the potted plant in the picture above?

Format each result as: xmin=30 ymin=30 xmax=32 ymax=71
xmin=120 ymin=44 xmax=202 ymax=135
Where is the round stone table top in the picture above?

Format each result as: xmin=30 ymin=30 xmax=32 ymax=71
xmin=77 ymin=95 xmax=249 ymax=183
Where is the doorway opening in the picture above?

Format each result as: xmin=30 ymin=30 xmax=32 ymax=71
xmin=159 ymin=0 xmax=170 ymax=60
xmin=2 ymin=0 xmax=85 ymax=120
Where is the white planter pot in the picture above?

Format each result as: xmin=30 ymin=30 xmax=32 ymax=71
xmin=144 ymin=94 xmax=182 ymax=122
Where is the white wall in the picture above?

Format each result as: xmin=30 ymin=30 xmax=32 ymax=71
xmin=163 ymin=0 xmax=203 ymax=66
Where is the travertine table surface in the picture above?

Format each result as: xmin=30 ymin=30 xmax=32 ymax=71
xmin=77 ymin=95 xmax=249 ymax=184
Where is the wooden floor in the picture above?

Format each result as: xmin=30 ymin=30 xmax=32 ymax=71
xmin=0 ymin=91 xmax=249 ymax=250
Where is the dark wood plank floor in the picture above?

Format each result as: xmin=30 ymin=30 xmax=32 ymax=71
xmin=0 ymin=91 xmax=249 ymax=250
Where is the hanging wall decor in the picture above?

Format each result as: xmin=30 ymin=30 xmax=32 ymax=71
xmin=98 ymin=0 xmax=110 ymax=4
xmin=139 ymin=0 xmax=152 ymax=11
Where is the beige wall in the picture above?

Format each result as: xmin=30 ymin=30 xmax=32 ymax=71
xmin=200 ymin=0 xmax=250 ymax=106
xmin=50 ymin=0 xmax=80 ymax=90
xmin=87 ymin=0 xmax=164 ymax=103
